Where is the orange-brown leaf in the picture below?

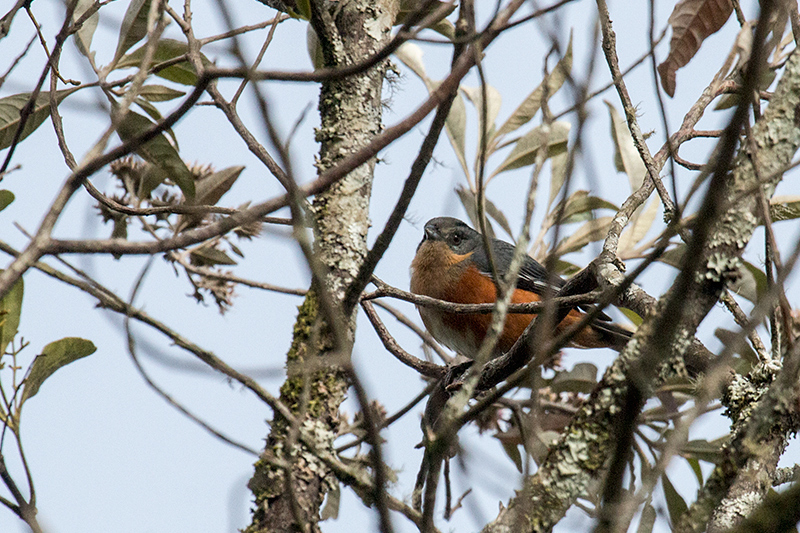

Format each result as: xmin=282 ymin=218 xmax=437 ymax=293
xmin=658 ymin=0 xmax=734 ymax=96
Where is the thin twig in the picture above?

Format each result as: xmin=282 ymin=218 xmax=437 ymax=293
xmin=123 ymin=260 xmax=259 ymax=456
xmin=199 ymin=15 xmax=288 ymax=46
xmin=365 ymin=277 xmax=603 ymax=314
xmin=371 ymin=300 xmax=453 ymax=363
xmin=336 ymin=382 xmax=436 ymax=453
xmin=361 ymin=302 xmax=445 ymax=379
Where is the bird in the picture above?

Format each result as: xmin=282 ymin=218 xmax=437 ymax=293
xmin=409 ymin=216 xmax=632 ymax=359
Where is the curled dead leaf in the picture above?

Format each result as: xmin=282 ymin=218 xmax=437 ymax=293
xmin=658 ymin=0 xmax=734 ymax=97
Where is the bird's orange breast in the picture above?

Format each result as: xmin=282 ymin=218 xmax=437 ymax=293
xmin=442 ymin=266 xmax=542 ymax=355
xmin=411 ymin=246 xmax=609 ymax=356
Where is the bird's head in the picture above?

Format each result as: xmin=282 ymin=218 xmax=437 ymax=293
xmin=417 ymin=217 xmax=481 ymax=256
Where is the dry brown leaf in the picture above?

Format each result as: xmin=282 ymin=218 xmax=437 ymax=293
xmin=658 ymin=0 xmax=734 ymax=97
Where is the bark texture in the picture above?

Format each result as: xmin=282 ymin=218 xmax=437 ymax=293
xmin=483 ymin=48 xmax=800 ymax=533
xmin=245 ymin=2 xmax=398 ymax=532
xmin=675 ymin=47 xmax=800 ymax=533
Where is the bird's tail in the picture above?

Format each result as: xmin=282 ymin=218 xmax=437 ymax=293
xmin=590 ymin=321 xmax=634 ymax=352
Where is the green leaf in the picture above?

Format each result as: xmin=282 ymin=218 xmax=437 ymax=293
xmin=73 ymin=0 xmax=99 ymax=59
xmin=686 ymin=457 xmax=704 ymax=485
xmin=116 ymin=39 xmax=211 ymax=85
xmin=455 ymin=186 xmax=495 ymax=241
xmin=680 ymin=437 xmax=727 ymax=463
xmin=636 ymin=502 xmax=657 ymax=533
xmin=461 ymin=84 xmax=502 ymax=153
xmin=178 ymin=166 xmax=244 ymax=230
xmin=114 ymin=0 xmax=151 ymax=61
xmin=0 ymin=190 xmax=14 ymax=212
xmin=134 ymin=96 xmax=162 ymax=121
xmin=553 ymin=259 xmax=580 ymax=277
xmin=115 ymin=110 xmax=195 ymax=198
xmin=769 ymin=195 xmax=800 ymax=222
xmin=715 ymin=70 xmax=776 ymax=110
xmin=0 ymin=275 xmax=23 ymax=357
xmin=137 ymin=163 xmax=169 ymax=199
xmin=485 ymin=198 xmax=513 ymax=238
xmin=605 ymin=101 xmax=647 ymax=190
xmin=713 ymin=92 xmax=740 ymax=111
xmin=549 ymin=190 xmax=618 ymax=226
xmin=395 ymin=2 xmax=456 ymax=39
xmin=442 ymin=86 xmax=468 ymax=178
xmin=138 ymin=84 xmax=186 ymax=102
xmin=661 ymin=474 xmax=688 ymax=525
xmin=196 ymin=166 xmax=244 ymax=206
xmin=491 ymin=35 xmax=572 ymax=143
xmin=429 ymin=18 xmax=455 ymax=40
xmin=732 ymin=261 xmax=767 ymax=303
xmin=658 ymin=246 xmax=765 ymax=303
xmin=306 ymin=25 xmax=325 ymax=69
xmin=134 ymin=97 xmax=179 ymax=150
xmin=320 ymin=481 xmax=340 ymax=520
xmin=451 ymin=189 xmax=511 ymax=240
xmin=550 ymin=363 xmax=598 ymax=393
xmin=394 ymin=42 xmax=428 ymax=81
xmin=714 ymin=328 xmax=758 ymax=365
xmin=658 ymin=244 xmax=685 ymax=268
xmin=500 ymin=440 xmax=523 ymax=473
xmin=620 ymin=307 xmax=643 ymax=327
xmin=111 ymin=215 xmax=128 ymax=240
xmin=21 ymin=337 xmax=96 ymax=403
xmin=553 ymin=216 xmax=613 ymax=257
xmin=548 ymin=144 xmax=569 ymax=208
xmin=729 ymin=353 xmax=756 ymax=375
xmin=0 ymin=89 xmax=79 ymax=150
xmin=190 ymin=247 xmax=237 ymax=266
xmin=490 ymin=121 xmax=571 ymax=178
xmin=294 ymin=0 xmax=312 ymax=19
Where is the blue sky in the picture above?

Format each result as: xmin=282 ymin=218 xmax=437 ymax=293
xmin=0 ymin=1 xmax=798 ymax=532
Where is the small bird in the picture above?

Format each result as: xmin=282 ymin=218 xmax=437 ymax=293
xmin=410 ymin=217 xmax=632 ymax=359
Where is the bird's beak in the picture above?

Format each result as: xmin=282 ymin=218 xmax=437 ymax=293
xmin=417 ymin=224 xmax=437 ymax=252
xmin=423 ymin=225 xmax=439 ymax=241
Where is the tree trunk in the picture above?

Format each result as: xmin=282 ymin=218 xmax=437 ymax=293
xmin=245 ymin=2 xmax=398 ymax=532
xmin=484 ymin=40 xmax=800 ymax=533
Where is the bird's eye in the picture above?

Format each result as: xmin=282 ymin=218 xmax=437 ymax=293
xmin=451 ymin=233 xmax=462 ymax=246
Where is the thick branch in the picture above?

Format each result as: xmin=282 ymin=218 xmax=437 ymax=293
xmin=484 ymin=12 xmax=800 ymax=533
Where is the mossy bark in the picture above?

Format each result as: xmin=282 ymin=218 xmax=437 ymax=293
xmin=245 ymin=2 xmax=398 ymax=532
xmin=483 ymin=45 xmax=800 ymax=533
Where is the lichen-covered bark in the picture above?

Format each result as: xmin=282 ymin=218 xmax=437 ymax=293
xmin=679 ymin=344 xmax=800 ymax=533
xmin=245 ymin=2 xmax=398 ymax=532
xmin=706 ymin=442 xmax=784 ymax=533
xmin=674 ymin=47 xmax=800 ymax=533
xmin=483 ymin=47 xmax=800 ymax=533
